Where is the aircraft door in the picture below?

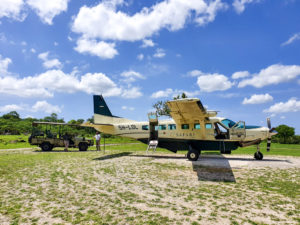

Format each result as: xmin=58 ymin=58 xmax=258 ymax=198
xmin=148 ymin=113 xmax=158 ymax=140
xmin=229 ymin=121 xmax=246 ymax=140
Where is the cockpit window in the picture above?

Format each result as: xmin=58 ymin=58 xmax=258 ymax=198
xmin=221 ymin=119 xmax=236 ymax=128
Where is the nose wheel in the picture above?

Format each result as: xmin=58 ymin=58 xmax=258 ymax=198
xmin=254 ymin=145 xmax=263 ymax=160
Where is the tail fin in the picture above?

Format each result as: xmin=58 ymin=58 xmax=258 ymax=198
xmin=93 ymin=95 xmax=113 ymax=117
xmin=93 ymin=95 xmax=136 ymax=125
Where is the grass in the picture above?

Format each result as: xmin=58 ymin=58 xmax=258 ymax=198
xmin=0 ymin=148 xmax=299 ymax=224
xmin=1 ymin=134 xmax=300 ymax=157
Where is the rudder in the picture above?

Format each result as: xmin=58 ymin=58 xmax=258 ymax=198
xmin=93 ymin=95 xmax=113 ymax=117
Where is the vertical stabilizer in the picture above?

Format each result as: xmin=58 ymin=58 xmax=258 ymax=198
xmin=93 ymin=95 xmax=113 ymax=117
xmin=93 ymin=95 xmax=136 ymax=125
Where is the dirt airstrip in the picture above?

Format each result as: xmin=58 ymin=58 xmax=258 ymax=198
xmin=0 ymin=149 xmax=299 ymax=224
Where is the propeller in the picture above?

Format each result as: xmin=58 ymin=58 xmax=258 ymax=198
xmin=266 ymin=118 xmax=275 ymax=152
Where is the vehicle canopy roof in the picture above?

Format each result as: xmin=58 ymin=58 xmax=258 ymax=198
xmin=32 ymin=121 xmax=84 ymax=127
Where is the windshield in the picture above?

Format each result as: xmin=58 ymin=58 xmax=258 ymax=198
xmin=221 ymin=119 xmax=236 ymax=128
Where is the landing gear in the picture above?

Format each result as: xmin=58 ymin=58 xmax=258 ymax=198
xmin=254 ymin=145 xmax=263 ymax=160
xmin=187 ymin=146 xmax=200 ymax=161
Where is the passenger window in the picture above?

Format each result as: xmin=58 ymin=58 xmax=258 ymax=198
xmin=194 ymin=123 xmax=201 ymax=129
xmin=142 ymin=125 xmax=149 ymax=130
xmin=181 ymin=124 xmax=189 ymax=129
xmin=159 ymin=125 xmax=166 ymax=130
xmin=168 ymin=124 xmax=176 ymax=130
xmin=205 ymin=123 xmax=212 ymax=129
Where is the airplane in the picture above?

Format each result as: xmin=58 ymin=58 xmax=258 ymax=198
xmin=83 ymin=95 xmax=277 ymax=161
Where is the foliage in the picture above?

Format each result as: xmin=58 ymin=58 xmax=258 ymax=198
xmin=0 ymin=111 xmax=94 ymax=135
xmin=152 ymin=92 xmax=188 ymax=117
xmin=275 ymin=125 xmax=295 ymax=144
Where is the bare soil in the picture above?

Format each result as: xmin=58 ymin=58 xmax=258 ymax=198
xmin=0 ymin=149 xmax=299 ymax=224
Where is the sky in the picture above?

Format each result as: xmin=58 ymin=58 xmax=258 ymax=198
xmin=0 ymin=0 xmax=300 ymax=133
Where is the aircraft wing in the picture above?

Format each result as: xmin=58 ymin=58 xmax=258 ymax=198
xmin=166 ymin=98 xmax=217 ymax=123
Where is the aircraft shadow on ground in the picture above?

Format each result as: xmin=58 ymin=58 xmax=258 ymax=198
xmin=93 ymin=152 xmax=132 ymax=161
xmin=130 ymin=154 xmax=186 ymax=160
xmin=204 ymin=156 xmax=290 ymax=163
xmin=192 ymin=155 xmax=236 ymax=182
xmin=131 ymin=154 xmax=236 ymax=182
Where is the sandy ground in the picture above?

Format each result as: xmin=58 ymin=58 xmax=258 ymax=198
xmin=0 ymin=149 xmax=299 ymax=224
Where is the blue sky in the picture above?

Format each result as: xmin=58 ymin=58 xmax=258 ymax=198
xmin=0 ymin=0 xmax=300 ymax=133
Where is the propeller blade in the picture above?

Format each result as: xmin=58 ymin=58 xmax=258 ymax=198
xmin=267 ymin=118 xmax=272 ymax=152
xmin=267 ymin=117 xmax=271 ymax=129
xmin=267 ymin=138 xmax=271 ymax=152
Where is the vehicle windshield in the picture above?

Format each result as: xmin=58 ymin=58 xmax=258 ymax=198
xmin=221 ymin=119 xmax=236 ymax=128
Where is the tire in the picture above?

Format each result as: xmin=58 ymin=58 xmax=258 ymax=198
xmin=187 ymin=149 xmax=200 ymax=161
xmin=28 ymin=135 xmax=32 ymax=144
xmin=41 ymin=142 xmax=52 ymax=151
xmin=79 ymin=142 xmax=88 ymax=151
xmin=254 ymin=152 xmax=263 ymax=160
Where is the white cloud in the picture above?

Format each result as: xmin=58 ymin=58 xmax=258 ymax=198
xmin=263 ymin=98 xmax=300 ymax=114
xmin=0 ymin=69 xmax=122 ymax=98
xmin=0 ymin=104 xmax=24 ymax=113
xmin=0 ymin=101 xmax=61 ymax=114
xmin=281 ymin=33 xmax=300 ymax=46
xmin=218 ymin=93 xmax=240 ymax=98
xmin=242 ymin=93 xmax=273 ymax=105
xmin=0 ymin=33 xmax=7 ymax=42
xmin=141 ymin=39 xmax=155 ymax=48
xmin=137 ymin=54 xmax=144 ymax=61
xmin=121 ymin=70 xmax=145 ymax=83
xmin=121 ymin=87 xmax=143 ymax=99
xmin=80 ymin=72 xmax=122 ymax=96
xmin=74 ymin=38 xmax=118 ymax=59
xmin=72 ymin=0 xmax=227 ymax=42
xmin=30 ymin=48 xmax=36 ymax=53
xmin=151 ymin=88 xmax=174 ymax=98
xmin=0 ymin=0 xmax=25 ymax=21
xmin=0 ymin=55 xmax=12 ymax=76
xmin=187 ymin=70 xmax=204 ymax=77
xmin=38 ymin=51 xmax=62 ymax=69
xmin=153 ymin=48 xmax=166 ymax=58
xmin=197 ymin=73 xmax=233 ymax=92
xmin=26 ymin=0 xmax=70 ymax=25
xmin=151 ymin=88 xmax=200 ymax=99
xmin=232 ymin=0 xmax=259 ymax=14
xmin=122 ymin=106 xmax=135 ymax=111
xmin=232 ymin=71 xmax=250 ymax=79
xmin=238 ymin=64 xmax=300 ymax=88
xmin=32 ymin=101 xmax=62 ymax=114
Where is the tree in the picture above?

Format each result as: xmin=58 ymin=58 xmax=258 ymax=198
xmin=77 ymin=119 xmax=84 ymax=124
xmin=42 ymin=113 xmax=64 ymax=123
xmin=87 ymin=117 xmax=94 ymax=123
xmin=275 ymin=125 xmax=295 ymax=144
xmin=2 ymin=111 xmax=21 ymax=120
xmin=152 ymin=92 xmax=188 ymax=117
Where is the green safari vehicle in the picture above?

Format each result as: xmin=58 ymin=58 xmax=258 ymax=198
xmin=28 ymin=122 xmax=94 ymax=151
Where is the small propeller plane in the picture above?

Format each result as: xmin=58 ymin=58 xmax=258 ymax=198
xmin=83 ymin=95 xmax=276 ymax=161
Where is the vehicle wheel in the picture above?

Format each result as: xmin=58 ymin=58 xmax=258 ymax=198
xmin=28 ymin=135 xmax=32 ymax=144
xmin=79 ymin=142 xmax=88 ymax=151
xmin=41 ymin=142 xmax=52 ymax=151
xmin=254 ymin=152 xmax=263 ymax=160
xmin=187 ymin=149 xmax=200 ymax=161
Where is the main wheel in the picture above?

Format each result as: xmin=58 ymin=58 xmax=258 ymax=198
xmin=187 ymin=149 xmax=200 ymax=161
xmin=254 ymin=152 xmax=263 ymax=160
xmin=41 ymin=142 xmax=52 ymax=151
xmin=79 ymin=142 xmax=88 ymax=151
